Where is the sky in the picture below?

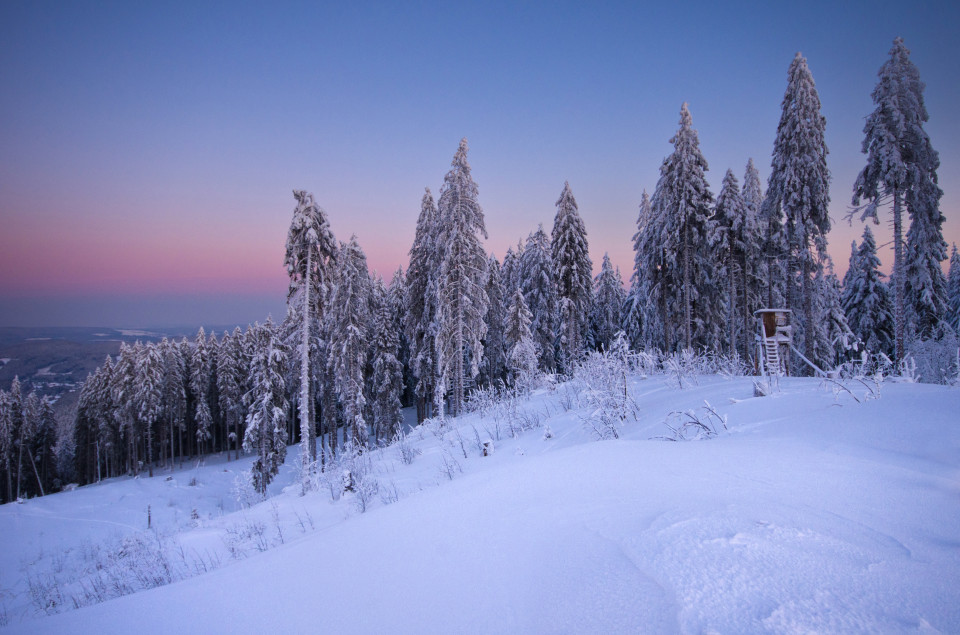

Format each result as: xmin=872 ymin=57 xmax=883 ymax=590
xmin=1 ymin=0 xmax=958 ymax=328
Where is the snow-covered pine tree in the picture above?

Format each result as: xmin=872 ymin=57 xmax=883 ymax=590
xmin=625 ymin=190 xmax=654 ymax=350
xmin=766 ymin=53 xmax=831 ymax=372
xmin=814 ymin=260 xmax=856 ymax=368
xmin=501 ymin=246 xmax=520 ymax=296
xmin=505 ymin=288 xmax=538 ymax=390
xmin=551 ymin=182 xmax=593 ymax=371
xmin=217 ymin=329 xmax=246 ymax=462
xmin=158 ymin=337 xmax=187 ymax=467
xmin=854 ymin=38 xmax=945 ymax=359
xmin=435 ymin=138 xmax=489 ymax=417
xmin=740 ymin=159 xmax=766 ymax=359
xmin=387 ymin=267 xmax=410 ymax=405
xmin=650 ymin=103 xmax=716 ymax=351
xmin=713 ymin=169 xmax=746 ymax=357
xmin=370 ymin=276 xmax=403 ymax=444
xmin=590 ymin=254 xmax=626 ymax=352
xmin=405 ymin=187 xmax=441 ymax=422
xmin=0 ymin=385 xmax=15 ymax=502
xmin=284 ymin=190 xmax=337 ymax=471
xmin=190 ymin=328 xmax=213 ymax=454
xmin=135 ymin=342 xmax=163 ymax=477
xmin=111 ymin=342 xmax=141 ymax=475
xmin=242 ymin=319 xmax=288 ymax=497
xmin=520 ymin=225 xmax=557 ymax=371
xmin=905 ymin=172 xmax=948 ymax=339
xmin=948 ymin=245 xmax=960 ymax=335
xmin=842 ymin=225 xmax=895 ymax=357
xmin=482 ymin=254 xmax=508 ymax=387
xmin=327 ymin=236 xmax=371 ymax=448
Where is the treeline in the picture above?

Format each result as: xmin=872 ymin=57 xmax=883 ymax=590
xmin=2 ymin=38 xmax=958 ymax=504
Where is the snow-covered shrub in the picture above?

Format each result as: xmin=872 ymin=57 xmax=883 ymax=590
xmin=630 ymin=349 xmax=661 ymax=378
xmin=658 ymin=401 xmax=727 ymax=441
xmin=231 ymin=470 xmax=261 ymax=509
xmin=393 ymin=426 xmax=421 ymax=465
xmin=573 ymin=333 xmax=637 ymax=440
xmin=662 ymin=349 xmax=703 ymax=389
xmin=906 ymin=326 xmax=959 ymax=385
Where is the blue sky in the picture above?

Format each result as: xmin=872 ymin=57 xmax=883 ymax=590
xmin=1 ymin=0 xmax=958 ymax=327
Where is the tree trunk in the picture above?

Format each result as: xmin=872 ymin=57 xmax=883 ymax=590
xmin=300 ymin=248 xmax=315 ymax=476
xmin=892 ymin=189 xmax=905 ymax=364
xmin=683 ymin=224 xmax=692 ymax=350
xmin=729 ymin=254 xmax=737 ymax=356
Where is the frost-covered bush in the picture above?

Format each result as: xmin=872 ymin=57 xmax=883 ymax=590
xmin=573 ymin=333 xmax=637 ymax=440
xmin=662 ymin=349 xmax=704 ymax=389
xmin=906 ymin=326 xmax=959 ymax=385
xmin=659 ymin=401 xmax=727 ymax=441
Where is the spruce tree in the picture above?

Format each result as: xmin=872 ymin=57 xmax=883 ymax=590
xmin=590 ymin=254 xmax=626 ymax=352
xmin=741 ymin=159 xmax=766 ymax=357
xmin=766 ymin=53 xmax=831 ymax=371
xmin=551 ymin=181 xmax=592 ymax=370
xmin=216 ymin=329 xmax=246 ymax=462
xmin=842 ymin=225 xmax=895 ymax=356
xmin=242 ymin=319 xmax=288 ymax=497
xmin=626 ymin=190 xmax=656 ymax=350
xmin=854 ymin=38 xmax=944 ymax=357
xmin=482 ymin=254 xmax=508 ymax=387
xmin=190 ymin=329 xmax=213 ymax=454
xmin=284 ymin=190 xmax=337 ymax=469
xmin=520 ymin=225 xmax=557 ymax=371
xmin=505 ymin=288 xmax=538 ymax=389
xmin=713 ymin=169 xmax=746 ymax=357
xmin=404 ymin=188 xmax=440 ymax=422
xmin=327 ymin=236 xmax=372 ymax=448
xmin=135 ymin=343 xmax=163 ymax=477
xmin=947 ymin=245 xmax=960 ymax=335
xmin=436 ymin=138 xmax=489 ymax=417
xmin=370 ymin=277 xmax=403 ymax=443
xmin=650 ymin=103 xmax=716 ymax=350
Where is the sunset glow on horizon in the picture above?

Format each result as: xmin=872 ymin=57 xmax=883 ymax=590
xmin=2 ymin=1 xmax=958 ymax=327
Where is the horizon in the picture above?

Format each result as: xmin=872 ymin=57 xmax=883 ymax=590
xmin=2 ymin=1 xmax=959 ymax=328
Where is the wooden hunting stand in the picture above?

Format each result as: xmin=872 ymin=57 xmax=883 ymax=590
xmin=755 ymin=308 xmax=828 ymax=379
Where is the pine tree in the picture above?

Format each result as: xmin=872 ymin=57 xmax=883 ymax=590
xmin=405 ymin=188 xmax=441 ymax=422
xmin=741 ymin=159 xmax=766 ymax=358
xmin=327 ymin=236 xmax=371 ymax=448
xmin=520 ymin=225 xmax=557 ymax=371
xmin=158 ymin=338 xmax=187 ymax=468
xmin=590 ymin=254 xmax=626 ymax=352
xmin=947 ymin=245 xmax=960 ymax=335
xmin=854 ymin=38 xmax=945 ymax=357
xmin=135 ymin=343 xmax=163 ymax=477
xmin=625 ymin=190 xmax=653 ymax=350
xmin=551 ymin=181 xmax=592 ymax=370
xmin=766 ymin=53 xmax=831 ymax=371
xmin=435 ymin=138 xmax=489 ymax=417
xmin=284 ymin=190 xmax=337 ymax=469
xmin=243 ymin=319 xmax=288 ymax=497
xmin=814 ymin=261 xmax=856 ymax=368
xmin=0 ymin=387 xmax=14 ymax=502
xmin=482 ymin=254 xmax=508 ymax=387
xmin=370 ymin=276 xmax=404 ymax=443
xmin=387 ymin=267 xmax=411 ymax=406
xmin=505 ymin=288 xmax=538 ymax=390
xmin=217 ymin=329 xmax=246 ymax=462
xmin=649 ymin=103 xmax=716 ymax=350
xmin=190 ymin=328 xmax=213 ymax=453
xmin=501 ymin=246 xmax=520 ymax=295
xmin=713 ymin=169 xmax=746 ymax=356
xmin=842 ymin=226 xmax=895 ymax=356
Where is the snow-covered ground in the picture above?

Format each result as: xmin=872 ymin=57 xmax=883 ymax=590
xmin=2 ymin=374 xmax=959 ymax=633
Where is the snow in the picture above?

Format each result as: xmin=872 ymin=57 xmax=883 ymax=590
xmin=3 ymin=375 xmax=959 ymax=632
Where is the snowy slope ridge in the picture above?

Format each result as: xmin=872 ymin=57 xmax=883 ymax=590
xmin=3 ymin=375 xmax=959 ymax=633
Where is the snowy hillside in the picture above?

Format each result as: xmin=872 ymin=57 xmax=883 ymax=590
xmin=3 ymin=373 xmax=959 ymax=633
